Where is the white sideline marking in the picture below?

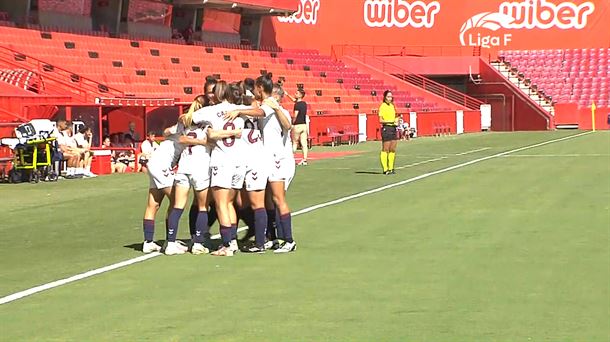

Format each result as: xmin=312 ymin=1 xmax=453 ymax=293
xmin=455 ymin=147 xmax=490 ymax=156
xmin=0 ymin=253 xmax=161 ymax=305
xmin=503 ymin=153 xmax=609 ymax=158
xmin=0 ymin=131 xmax=592 ymax=305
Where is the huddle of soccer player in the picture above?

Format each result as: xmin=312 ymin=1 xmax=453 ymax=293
xmin=141 ymin=73 xmax=297 ymax=257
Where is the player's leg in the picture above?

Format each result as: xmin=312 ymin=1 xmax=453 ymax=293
xmin=242 ymin=188 xmax=267 ymax=252
xmin=164 ymin=175 xmax=189 ymax=255
xmin=191 ymin=187 xmax=210 ymax=254
xmin=388 ymin=138 xmax=398 ymax=174
xmin=292 ymin=127 xmax=299 ymax=153
xmin=188 ymin=196 xmax=198 ymax=240
xmin=264 ymin=188 xmax=279 ymax=242
xmin=299 ymin=125 xmax=309 ymax=164
xmin=65 ymin=152 xmax=78 ymax=177
xmin=270 ymin=181 xmax=296 ymax=253
xmin=211 ymin=187 xmax=235 ymax=256
xmin=207 ymin=190 xmax=218 ymax=228
xmin=237 ymin=189 xmax=256 ymax=242
xmin=380 ymin=137 xmax=390 ymax=174
xmin=142 ymin=187 xmax=164 ymax=253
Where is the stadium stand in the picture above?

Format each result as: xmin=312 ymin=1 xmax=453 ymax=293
xmin=499 ymin=49 xmax=609 ymax=108
xmin=0 ymin=25 xmax=460 ymax=117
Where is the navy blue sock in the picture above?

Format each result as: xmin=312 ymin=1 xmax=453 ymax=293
xmin=231 ymin=224 xmax=238 ymax=240
xmin=188 ymin=204 xmax=198 ymax=238
xmin=165 ymin=218 xmax=169 ymax=240
xmin=220 ymin=225 xmax=232 ymax=247
xmin=143 ymin=219 xmax=154 ymax=242
xmin=253 ymin=208 xmax=268 ymax=247
xmin=167 ymin=208 xmax=184 ymax=242
xmin=275 ymin=208 xmax=281 ymax=238
xmin=194 ymin=211 xmax=208 ymax=243
xmin=266 ymin=208 xmax=276 ymax=240
xmin=240 ymin=207 xmax=255 ymax=237
xmin=280 ymin=213 xmax=293 ymax=243
xmin=207 ymin=205 xmax=218 ymax=228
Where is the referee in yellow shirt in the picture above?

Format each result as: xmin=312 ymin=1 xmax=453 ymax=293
xmin=379 ymin=90 xmax=399 ymax=174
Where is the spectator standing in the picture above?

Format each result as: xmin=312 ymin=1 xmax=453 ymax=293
xmin=287 ymin=89 xmax=309 ymax=165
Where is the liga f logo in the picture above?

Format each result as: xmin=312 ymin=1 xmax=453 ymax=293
xmin=460 ymin=0 xmax=596 ymax=48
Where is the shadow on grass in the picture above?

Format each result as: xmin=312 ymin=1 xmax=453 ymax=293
xmin=354 ymin=171 xmax=383 ymax=175
xmin=124 ymin=237 xmax=244 ymax=252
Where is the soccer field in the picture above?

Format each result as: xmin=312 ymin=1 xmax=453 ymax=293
xmin=1 ymin=131 xmax=609 ymax=341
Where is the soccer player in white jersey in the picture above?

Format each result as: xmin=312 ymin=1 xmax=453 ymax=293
xmin=167 ymin=101 xmax=241 ymax=256
xmin=141 ymin=121 xmax=186 ymax=254
xmin=165 ymin=115 xmax=211 ymax=255
xmin=225 ymin=74 xmax=297 ymax=253
xmin=191 ymin=81 xmax=249 ymax=256
xmin=263 ymin=84 xmax=297 ymax=253
xmin=229 ymin=82 xmax=270 ymax=254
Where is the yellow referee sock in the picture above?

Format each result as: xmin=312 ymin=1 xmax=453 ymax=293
xmin=380 ymin=151 xmax=388 ymax=172
xmin=388 ymin=152 xmax=396 ymax=171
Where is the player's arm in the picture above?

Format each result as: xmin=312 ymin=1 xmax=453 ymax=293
xmin=286 ymin=93 xmax=296 ymax=103
xmin=178 ymin=134 xmax=207 ymax=146
xmin=206 ymin=127 xmax=242 ymax=141
xmin=263 ymin=98 xmax=292 ymax=130
xmin=163 ymin=124 xmax=178 ymax=137
xmin=224 ymin=107 xmax=265 ymax=121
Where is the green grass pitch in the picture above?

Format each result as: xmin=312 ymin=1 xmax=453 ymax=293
xmin=0 ymin=131 xmax=608 ymax=341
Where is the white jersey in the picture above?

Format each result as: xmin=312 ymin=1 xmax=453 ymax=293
xmin=237 ymin=116 xmax=265 ymax=167
xmin=73 ymin=132 xmax=89 ymax=149
xmin=177 ymin=126 xmax=210 ymax=175
xmin=149 ymin=123 xmax=185 ymax=168
xmin=140 ymin=139 xmax=157 ymax=157
xmin=192 ymin=102 xmax=249 ymax=166
xmin=261 ymin=98 xmax=292 ymax=159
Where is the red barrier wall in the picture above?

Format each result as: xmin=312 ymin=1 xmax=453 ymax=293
xmin=416 ymin=111 xmax=456 ymax=135
xmin=308 ymin=110 xmax=481 ymax=141
xmin=554 ymin=103 xmax=580 ymax=125
xmin=263 ymin=0 xmax=610 ymax=56
xmin=578 ymin=106 xmax=610 ymax=130
xmin=463 ymin=110 xmax=482 ymax=132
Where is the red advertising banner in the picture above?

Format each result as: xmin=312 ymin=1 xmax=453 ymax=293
xmin=262 ymin=0 xmax=610 ymax=55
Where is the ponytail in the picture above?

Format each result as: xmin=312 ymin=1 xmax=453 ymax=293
xmin=181 ymin=95 xmax=204 ymax=127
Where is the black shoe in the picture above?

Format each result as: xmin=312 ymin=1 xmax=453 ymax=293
xmin=390 ymin=170 xmax=396 ymax=174
xmin=241 ymin=245 xmax=266 ymax=253
xmin=383 ymin=170 xmax=390 ymax=175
